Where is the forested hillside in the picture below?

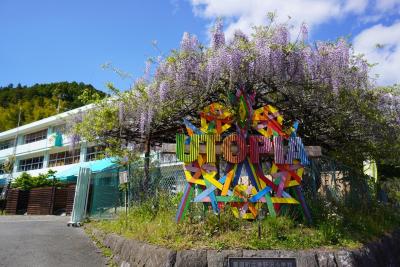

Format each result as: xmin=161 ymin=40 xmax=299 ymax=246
xmin=0 ymin=82 xmax=106 ymax=132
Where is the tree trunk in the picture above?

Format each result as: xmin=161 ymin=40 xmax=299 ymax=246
xmin=143 ymin=136 xmax=151 ymax=196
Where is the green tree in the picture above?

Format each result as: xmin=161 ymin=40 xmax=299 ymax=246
xmin=0 ymin=82 xmax=107 ymax=132
xmin=72 ymin=21 xmax=400 ymax=171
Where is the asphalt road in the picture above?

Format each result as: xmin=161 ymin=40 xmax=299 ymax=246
xmin=0 ymin=215 xmax=107 ymax=267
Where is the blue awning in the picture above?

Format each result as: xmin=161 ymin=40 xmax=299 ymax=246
xmin=55 ymin=158 xmax=119 ymax=181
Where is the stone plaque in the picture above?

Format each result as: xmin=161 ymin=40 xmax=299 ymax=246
xmin=228 ymin=257 xmax=297 ymax=267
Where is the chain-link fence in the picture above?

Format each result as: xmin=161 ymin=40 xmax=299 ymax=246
xmin=86 ymin=159 xmax=185 ymax=219
xmin=302 ymin=156 xmax=376 ymax=209
xmin=85 ymin=155 xmax=377 ymax=219
xmin=87 ymin=168 xmax=123 ymax=219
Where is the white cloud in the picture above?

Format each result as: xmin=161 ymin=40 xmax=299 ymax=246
xmin=170 ymin=0 xmax=180 ymax=14
xmin=360 ymin=0 xmax=400 ymax=23
xmin=375 ymin=0 xmax=400 ymax=12
xmin=344 ymin=0 xmax=369 ymax=13
xmin=190 ymin=0 xmax=369 ymax=37
xmin=353 ymin=21 xmax=400 ymax=85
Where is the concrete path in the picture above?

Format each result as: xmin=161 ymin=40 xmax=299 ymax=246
xmin=0 ymin=215 xmax=107 ymax=267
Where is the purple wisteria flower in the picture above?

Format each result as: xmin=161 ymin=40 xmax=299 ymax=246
xmin=159 ymin=81 xmax=168 ymax=101
xmin=300 ymin=23 xmax=308 ymax=42
xmin=232 ymin=30 xmax=248 ymax=43
xmin=97 ymin=20 xmax=376 ymax=146
xmin=212 ymin=20 xmax=225 ymax=49
xmin=180 ymin=32 xmax=199 ymax=52
xmin=70 ymin=19 xmax=396 ymax=171
xmin=379 ymin=92 xmax=400 ymax=124
xmin=144 ymin=60 xmax=152 ymax=81
xmin=70 ymin=134 xmax=81 ymax=150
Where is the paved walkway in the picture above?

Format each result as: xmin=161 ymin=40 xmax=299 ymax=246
xmin=0 ymin=215 xmax=106 ymax=267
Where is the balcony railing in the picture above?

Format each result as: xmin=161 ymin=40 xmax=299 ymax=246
xmin=16 ymin=139 xmax=48 ymax=155
xmin=0 ymin=147 xmax=14 ymax=159
xmin=0 ymin=133 xmax=75 ymax=160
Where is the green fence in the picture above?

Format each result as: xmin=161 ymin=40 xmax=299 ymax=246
xmin=86 ymin=156 xmax=377 ymax=219
xmin=86 ymin=160 xmax=186 ymax=219
xmin=87 ymin=168 xmax=123 ymax=218
xmin=302 ymin=155 xmax=376 ymax=209
xmin=127 ymin=160 xmax=185 ymax=203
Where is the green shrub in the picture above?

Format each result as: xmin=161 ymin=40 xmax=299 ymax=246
xmin=11 ymin=172 xmax=33 ymax=190
xmin=11 ymin=170 xmax=61 ymax=190
xmin=381 ymin=178 xmax=400 ymax=205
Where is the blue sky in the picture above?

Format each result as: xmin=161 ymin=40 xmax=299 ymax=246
xmin=1 ymin=0 xmax=400 ymax=92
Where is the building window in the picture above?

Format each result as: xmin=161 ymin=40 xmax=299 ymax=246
xmin=24 ymin=129 xmax=48 ymax=144
xmin=48 ymin=149 xmax=80 ymax=167
xmin=0 ymin=139 xmax=13 ymax=150
xmin=86 ymin=146 xmax=104 ymax=161
xmin=18 ymin=156 xmax=44 ymax=172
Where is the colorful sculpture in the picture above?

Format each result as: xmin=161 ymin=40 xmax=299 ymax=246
xmin=175 ymin=89 xmax=312 ymax=223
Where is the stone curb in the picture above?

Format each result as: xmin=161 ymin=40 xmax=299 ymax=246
xmin=89 ymin=228 xmax=400 ymax=267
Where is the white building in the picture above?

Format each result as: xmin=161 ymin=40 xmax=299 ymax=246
xmin=0 ymin=104 xmax=103 ymax=187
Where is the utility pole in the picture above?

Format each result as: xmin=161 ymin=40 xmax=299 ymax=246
xmin=9 ymin=105 xmax=22 ymax=181
xmin=57 ymin=97 xmax=61 ymax=114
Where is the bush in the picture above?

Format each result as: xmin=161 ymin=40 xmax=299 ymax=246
xmin=11 ymin=170 xmax=60 ymax=190
xmin=381 ymin=178 xmax=400 ymax=205
xmin=11 ymin=172 xmax=33 ymax=190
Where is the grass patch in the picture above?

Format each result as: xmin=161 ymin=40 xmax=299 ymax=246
xmin=84 ymin=227 xmax=117 ymax=267
xmin=87 ymin=193 xmax=400 ymax=250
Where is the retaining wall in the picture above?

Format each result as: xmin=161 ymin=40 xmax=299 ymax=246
xmin=89 ymin=228 xmax=400 ymax=267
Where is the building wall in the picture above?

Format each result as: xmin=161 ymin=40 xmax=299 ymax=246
xmin=0 ymin=103 xmax=179 ymax=182
xmin=0 ymin=105 xmax=99 ymax=181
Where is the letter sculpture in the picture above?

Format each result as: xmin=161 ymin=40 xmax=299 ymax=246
xmin=175 ymin=89 xmax=312 ymax=223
